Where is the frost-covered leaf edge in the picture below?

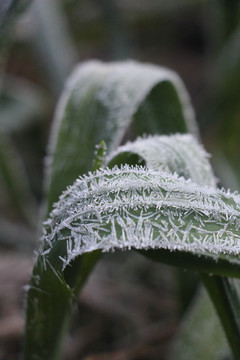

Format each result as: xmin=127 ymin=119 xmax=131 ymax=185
xmin=107 ymin=133 xmax=216 ymax=187
xmin=41 ymin=165 xmax=240 ymax=272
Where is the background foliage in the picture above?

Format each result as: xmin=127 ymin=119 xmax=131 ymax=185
xmin=0 ymin=0 xmax=240 ymax=359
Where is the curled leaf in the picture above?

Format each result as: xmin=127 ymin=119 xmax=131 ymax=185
xmin=45 ymin=60 xmax=197 ymax=213
xmin=107 ymin=134 xmax=216 ymax=187
xmin=42 ymin=165 xmax=240 ymax=270
xmin=25 ymin=133 xmax=240 ymax=360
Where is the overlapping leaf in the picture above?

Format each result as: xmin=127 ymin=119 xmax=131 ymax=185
xmin=107 ymin=134 xmax=216 ymax=186
xmin=43 ymin=164 xmax=240 ymax=270
xmin=45 ymin=60 xmax=197 ymax=213
xmin=25 ymin=134 xmax=240 ymax=360
xmin=26 ymin=61 xmax=236 ymax=360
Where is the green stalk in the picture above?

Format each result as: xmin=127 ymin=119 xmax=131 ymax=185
xmin=201 ymin=274 xmax=240 ymax=360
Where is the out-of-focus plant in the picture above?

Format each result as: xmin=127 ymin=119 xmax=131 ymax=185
xmin=0 ymin=0 xmax=31 ymax=54
xmin=0 ymin=0 xmax=42 ymax=251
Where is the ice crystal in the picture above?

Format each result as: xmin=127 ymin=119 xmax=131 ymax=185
xmin=107 ymin=134 xmax=216 ymax=187
xmin=41 ymin=166 xmax=240 ymax=270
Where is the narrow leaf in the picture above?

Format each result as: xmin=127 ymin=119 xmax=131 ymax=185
xmin=168 ymin=287 xmax=229 ymax=360
xmin=25 ymin=165 xmax=240 ymax=359
xmin=107 ymin=134 xmax=216 ymax=187
xmin=201 ymin=274 xmax=240 ymax=360
xmin=43 ymin=166 xmax=240 ymax=270
xmin=45 ymin=60 xmax=198 ymax=213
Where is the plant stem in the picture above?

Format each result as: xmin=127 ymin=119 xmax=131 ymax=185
xmin=200 ymin=274 xmax=240 ymax=360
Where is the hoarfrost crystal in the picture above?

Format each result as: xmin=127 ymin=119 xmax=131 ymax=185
xmin=41 ymin=166 xmax=240 ymax=270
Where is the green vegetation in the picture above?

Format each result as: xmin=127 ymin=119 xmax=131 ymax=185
xmin=1 ymin=1 xmax=240 ymax=360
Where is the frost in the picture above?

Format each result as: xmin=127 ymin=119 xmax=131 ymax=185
xmin=44 ymin=60 xmax=198 ymax=212
xmin=107 ymin=134 xmax=216 ymax=187
xmin=93 ymin=60 xmax=198 ymax=150
xmin=41 ymin=166 xmax=240 ymax=270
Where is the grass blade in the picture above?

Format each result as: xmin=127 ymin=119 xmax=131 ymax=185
xmin=107 ymin=134 xmax=215 ymax=186
xmin=201 ymin=274 xmax=240 ymax=360
xmin=45 ymin=60 xmax=198 ymax=214
xmin=25 ymin=163 xmax=240 ymax=359
xmin=168 ymin=287 xmax=229 ymax=360
xmin=26 ymin=60 xmax=239 ymax=359
xmin=42 ymin=166 xmax=240 ymax=272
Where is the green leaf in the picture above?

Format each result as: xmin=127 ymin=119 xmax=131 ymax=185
xmin=42 ymin=166 xmax=240 ymax=273
xmin=25 ymin=162 xmax=240 ymax=359
xmin=168 ymin=287 xmax=229 ymax=360
xmin=107 ymin=134 xmax=215 ymax=187
xmin=26 ymin=60 xmax=233 ymax=360
xmin=25 ymin=250 xmax=101 ymax=360
xmin=24 ymin=57 xmax=235 ymax=359
xmin=45 ymin=60 xmax=198 ymax=214
xmin=25 ymin=132 xmax=211 ymax=360
xmin=111 ymin=135 xmax=240 ymax=359
xmin=200 ymin=274 xmax=240 ymax=360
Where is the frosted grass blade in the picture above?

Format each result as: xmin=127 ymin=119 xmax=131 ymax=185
xmin=107 ymin=134 xmax=216 ymax=187
xmin=25 ymin=60 xmax=240 ymax=359
xmin=42 ymin=167 xmax=240 ymax=269
xmin=25 ymin=165 xmax=240 ymax=359
xmin=45 ymin=60 xmax=197 ymax=213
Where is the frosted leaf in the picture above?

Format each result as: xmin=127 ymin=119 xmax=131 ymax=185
xmin=41 ymin=166 xmax=240 ymax=270
xmin=107 ymin=134 xmax=216 ymax=187
xmin=45 ymin=60 xmax=198 ymax=213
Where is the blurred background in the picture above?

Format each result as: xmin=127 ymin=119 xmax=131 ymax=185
xmin=0 ymin=0 xmax=240 ymax=359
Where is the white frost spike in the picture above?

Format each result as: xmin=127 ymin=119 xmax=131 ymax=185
xmin=107 ymin=134 xmax=216 ymax=187
xmin=41 ymin=166 xmax=240 ymax=270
